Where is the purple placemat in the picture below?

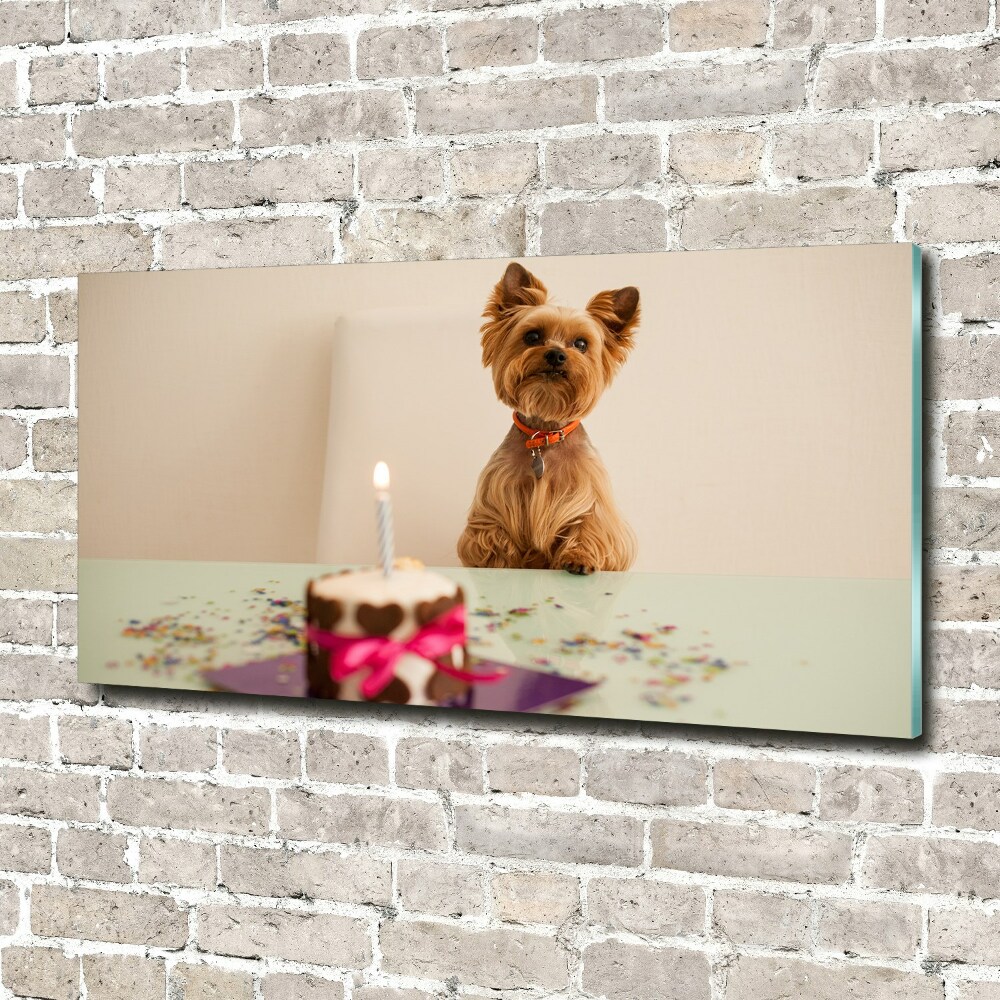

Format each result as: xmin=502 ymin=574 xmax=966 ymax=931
xmin=202 ymin=654 xmax=598 ymax=713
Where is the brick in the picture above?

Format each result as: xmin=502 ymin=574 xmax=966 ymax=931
xmin=714 ymin=759 xmax=815 ymax=813
xmin=353 ymin=989 xmax=433 ymax=1000
xmin=198 ymin=905 xmax=371 ymax=967
xmin=934 ymin=772 xmax=1000 ymax=831
xmin=57 ymin=829 xmax=131 ymax=884
xmin=773 ymin=0 xmax=875 ymax=45
xmin=229 ymin=0 xmax=391 ymax=24
xmin=69 ymin=0 xmax=221 ymax=40
xmin=60 ymin=716 xmax=132 ymax=769
xmin=582 ymin=939 xmax=710 ymax=1000
xmin=0 ymin=881 xmax=19 ymax=934
xmin=1 ymin=4 xmax=62 ymax=45
xmin=680 ymin=186 xmax=895 ymax=250
xmin=223 ymin=728 xmax=299 ymax=779
xmin=928 ymin=906 xmax=1000 ymax=964
xmin=358 ymin=25 xmax=442 ymax=78
xmin=817 ymin=898 xmax=922 ymax=959
xmin=381 ymin=920 xmax=568 ymax=990
xmin=929 ymin=488 xmax=999 ymax=550
xmin=304 ymin=731 xmax=388 ymax=785
xmin=47 ymin=293 xmax=76 ymax=345
xmin=73 ymin=103 xmax=233 ymax=157
xmin=185 ymin=152 xmax=352 ymax=209
xmin=278 ymin=789 xmax=447 ymax=849
xmin=547 ymin=133 xmax=660 ymax=190
xmin=0 ymin=172 xmax=16 ymax=216
xmin=863 ymin=833 xmax=1000 ymax=898
xmin=104 ymin=163 xmax=181 ymax=213
xmin=104 ymin=49 xmax=181 ymax=100
xmin=0 ymin=225 xmax=153 ymax=282
xmin=0 ymin=292 xmax=46 ymax=344
xmin=53 ymin=598 xmax=75 ymax=645
xmin=141 ymin=724 xmax=216 ymax=773
xmin=0 ymin=114 xmax=66 ymax=164
xmin=713 ymin=890 xmax=810 ymax=949
xmin=885 ymin=0 xmax=988 ymax=38
xmin=0 ymin=535 xmax=76 ymax=590
xmin=932 ymin=699 xmax=1000 ymax=757
xmin=929 ymin=627 xmax=1000 ymax=688
xmin=187 ymin=42 xmax=262 ymax=91
xmin=0 ymin=652 xmax=90 ymax=699
xmin=956 ymin=986 xmax=1000 ymax=1000
xmin=940 ymin=258 xmax=1000 ymax=322
xmin=0 ymin=61 xmax=17 ymax=110
xmin=541 ymin=198 xmax=666 ymax=255
xmin=29 ymin=54 xmax=97 ymax=106
xmin=447 ymin=17 xmax=537 ymax=69
xmin=670 ymin=0 xmax=767 ymax=51
xmin=0 ymin=714 xmax=50 ymax=763
xmin=268 ymin=32 xmax=350 ymax=86
xmin=726 ymin=955 xmax=942 ymax=1000
xmin=772 ymin=121 xmax=873 ymax=181
xmin=345 ymin=203 xmax=524 ymax=262
xmin=544 ymin=6 xmax=663 ymax=61
xmin=0 ymin=600 xmax=53 ymax=647
xmin=606 ymin=60 xmax=806 ymax=122
xmin=908 ymin=184 xmax=1000 ymax=244
xmin=262 ymin=974 xmax=344 ymax=1000
xmin=170 ymin=964 xmax=254 ymax=1000
xmin=882 ymin=113 xmax=1000 ymax=173
xmin=0 ymin=769 xmax=98 ymax=822
xmin=220 ymin=843 xmax=391 ymax=904
xmin=945 ymin=410 xmax=1000 ymax=476
xmin=398 ymin=858 xmax=483 ymax=917
xmin=161 ymin=216 xmax=331 ymax=270
xmin=0 ymin=480 xmax=74 ymax=535
xmin=456 ymin=803 xmax=643 ymax=865
xmin=23 ymin=168 xmax=96 ymax=219
xmin=0 ymin=418 xmax=28 ymax=471
xmin=394 ymin=737 xmax=483 ymax=792
xmin=492 ymin=871 xmax=578 ymax=925
xmin=32 ymin=885 xmax=188 ymax=947
xmin=819 ymin=765 xmax=923 ymax=823
xmin=416 ymin=76 xmax=596 ymax=134
xmin=924 ymin=332 xmax=1000 ymax=398
xmin=817 ymin=45 xmax=1000 ymax=110
xmin=241 ymin=91 xmax=406 ymax=147
xmin=2 ymin=946 xmax=79 ymax=1000
xmin=138 ymin=836 xmax=216 ymax=889
xmin=587 ymin=749 xmax=707 ymax=806
xmin=487 ymin=744 xmax=580 ymax=795
xmin=930 ymin=566 xmax=1000 ymax=622
xmin=653 ymin=820 xmax=852 ymax=883
xmin=83 ymin=954 xmax=166 ymax=1000
xmin=589 ymin=877 xmax=704 ymax=937
xmin=107 ymin=776 xmax=270 ymax=835
xmin=0 ymin=824 xmax=52 ymax=873
xmin=358 ymin=148 xmax=444 ymax=200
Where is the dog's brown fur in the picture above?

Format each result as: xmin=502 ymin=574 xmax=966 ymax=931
xmin=457 ymin=261 xmax=639 ymax=574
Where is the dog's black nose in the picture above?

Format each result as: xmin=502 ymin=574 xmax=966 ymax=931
xmin=545 ymin=349 xmax=567 ymax=367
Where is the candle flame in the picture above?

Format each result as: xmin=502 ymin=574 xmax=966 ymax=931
xmin=373 ymin=461 xmax=390 ymax=491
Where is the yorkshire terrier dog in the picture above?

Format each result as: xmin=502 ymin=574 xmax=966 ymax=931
xmin=458 ymin=261 xmax=640 ymax=575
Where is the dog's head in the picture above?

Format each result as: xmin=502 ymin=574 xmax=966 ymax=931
xmin=480 ymin=262 xmax=640 ymax=424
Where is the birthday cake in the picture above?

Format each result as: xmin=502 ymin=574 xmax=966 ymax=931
xmin=305 ymin=565 xmax=474 ymax=705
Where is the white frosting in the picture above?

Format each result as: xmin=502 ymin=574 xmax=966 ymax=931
xmin=311 ymin=568 xmax=457 ymax=605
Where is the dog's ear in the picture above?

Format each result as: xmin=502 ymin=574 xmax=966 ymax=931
xmin=490 ymin=262 xmax=548 ymax=316
xmin=587 ymin=286 xmax=640 ymax=363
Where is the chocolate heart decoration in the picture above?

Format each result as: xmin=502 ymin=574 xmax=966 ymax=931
xmin=356 ymin=602 xmax=404 ymax=636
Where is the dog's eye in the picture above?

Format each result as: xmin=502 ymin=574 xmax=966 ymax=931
xmin=573 ymin=338 xmax=588 ymax=352
xmin=523 ymin=330 xmax=542 ymax=345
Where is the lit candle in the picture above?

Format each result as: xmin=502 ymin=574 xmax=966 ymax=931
xmin=373 ymin=461 xmax=394 ymax=578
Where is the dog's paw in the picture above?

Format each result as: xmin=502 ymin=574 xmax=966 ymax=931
xmin=562 ymin=561 xmax=595 ymax=576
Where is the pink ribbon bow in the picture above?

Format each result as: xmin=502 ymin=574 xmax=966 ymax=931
xmin=306 ymin=604 xmax=504 ymax=700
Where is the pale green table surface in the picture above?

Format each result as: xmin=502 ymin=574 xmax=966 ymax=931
xmin=79 ymin=558 xmax=918 ymax=738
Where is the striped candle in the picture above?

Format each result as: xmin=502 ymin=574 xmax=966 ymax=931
xmin=373 ymin=461 xmax=394 ymax=577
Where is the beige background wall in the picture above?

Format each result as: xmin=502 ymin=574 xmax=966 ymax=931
xmin=80 ymin=244 xmax=914 ymax=578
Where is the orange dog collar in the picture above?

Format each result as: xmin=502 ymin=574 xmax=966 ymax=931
xmin=512 ymin=412 xmax=581 ymax=449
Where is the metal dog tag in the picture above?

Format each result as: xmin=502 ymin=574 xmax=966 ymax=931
xmin=531 ymin=450 xmax=545 ymax=478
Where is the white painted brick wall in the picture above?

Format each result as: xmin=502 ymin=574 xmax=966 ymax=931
xmin=0 ymin=0 xmax=998 ymax=996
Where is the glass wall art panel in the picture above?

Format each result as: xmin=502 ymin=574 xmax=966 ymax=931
xmin=79 ymin=243 xmax=922 ymax=737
